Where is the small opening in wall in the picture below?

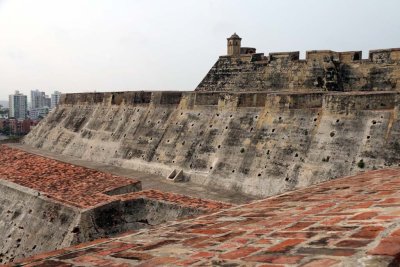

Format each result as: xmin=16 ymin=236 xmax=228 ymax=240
xmin=272 ymin=129 xmax=275 ymax=133
xmin=232 ymin=170 xmax=235 ymax=173
xmin=367 ymin=136 xmax=371 ymax=139
xmin=258 ymin=173 xmax=261 ymax=177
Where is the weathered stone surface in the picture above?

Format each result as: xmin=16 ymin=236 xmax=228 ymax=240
xmin=22 ymin=90 xmax=400 ymax=198
xmin=196 ymin=48 xmax=400 ymax=92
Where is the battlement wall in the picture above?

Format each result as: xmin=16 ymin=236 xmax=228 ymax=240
xmin=196 ymin=48 xmax=400 ymax=92
xmin=26 ymin=90 xmax=400 ymax=198
xmin=60 ymin=91 xmax=397 ymax=112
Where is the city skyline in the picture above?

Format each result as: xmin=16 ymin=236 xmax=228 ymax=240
xmin=1 ymin=0 xmax=400 ymax=100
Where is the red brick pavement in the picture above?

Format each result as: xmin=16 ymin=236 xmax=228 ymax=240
xmin=0 ymin=145 xmax=232 ymax=212
xmin=12 ymin=168 xmax=400 ymax=266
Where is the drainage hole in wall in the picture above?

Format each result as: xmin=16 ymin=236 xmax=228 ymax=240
xmin=232 ymin=170 xmax=235 ymax=173
xmin=295 ymin=153 xmax=298 ymax=157
xmin=367 ymin=136 xmax=371 ymax=139
xmin=330 ymin=132 xmax=335 ymax=137
xmin=272 ymin=129 xmax=275 ymax=133
xmin=218 ymin=145 xmax=221 ymax=149
xmin=258 ymin=173 xmax=261 ymax=177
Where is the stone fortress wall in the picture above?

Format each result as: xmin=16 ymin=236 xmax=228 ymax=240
xmin=197 ymin=33 xmax=400 ymax=93
xmin=23 ymin=89 xmax=400 ymax=198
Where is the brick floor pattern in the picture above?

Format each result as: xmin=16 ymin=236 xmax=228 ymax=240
xmin=0 ymin=145 xmax=232 ymax=211
xmin=10 ymin=168 xmax=400 ymax=266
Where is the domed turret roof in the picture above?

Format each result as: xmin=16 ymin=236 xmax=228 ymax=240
xmin=228 ymin=33 xmax=241 ymax=40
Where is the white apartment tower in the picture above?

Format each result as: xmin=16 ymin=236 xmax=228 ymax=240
xmin=51 ymin=91 xmax=62 ymax=109
xmin=31 ymin=89 xmax=49 ymax=109
xmin=9 ymin=91 xmax=28 ymax=119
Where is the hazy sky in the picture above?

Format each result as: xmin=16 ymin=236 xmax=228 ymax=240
xmin=1 ymin=0 xmax=400 ymax=100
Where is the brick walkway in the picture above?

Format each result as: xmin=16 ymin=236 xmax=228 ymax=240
xmin=0 ymin=145 xmax=232 ymax=211
xmin=12 ymin=168 xmax=400 ymax=266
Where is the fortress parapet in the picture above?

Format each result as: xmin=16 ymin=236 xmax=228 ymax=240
xmin=60 ymin=90 xmax=399 ymax=113
xmin=196 ymin=33 xmax=400 ymax=92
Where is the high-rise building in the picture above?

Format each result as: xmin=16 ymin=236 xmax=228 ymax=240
xmin=30 ymin=90 xmax=52 ymax=120
xmin=51 ymin=91 xmax=62 ymax=109
xmin=31 ymin=90 xmax=47 ymax=109
xmin=9 ymin=91 xmax=28 ymax=120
